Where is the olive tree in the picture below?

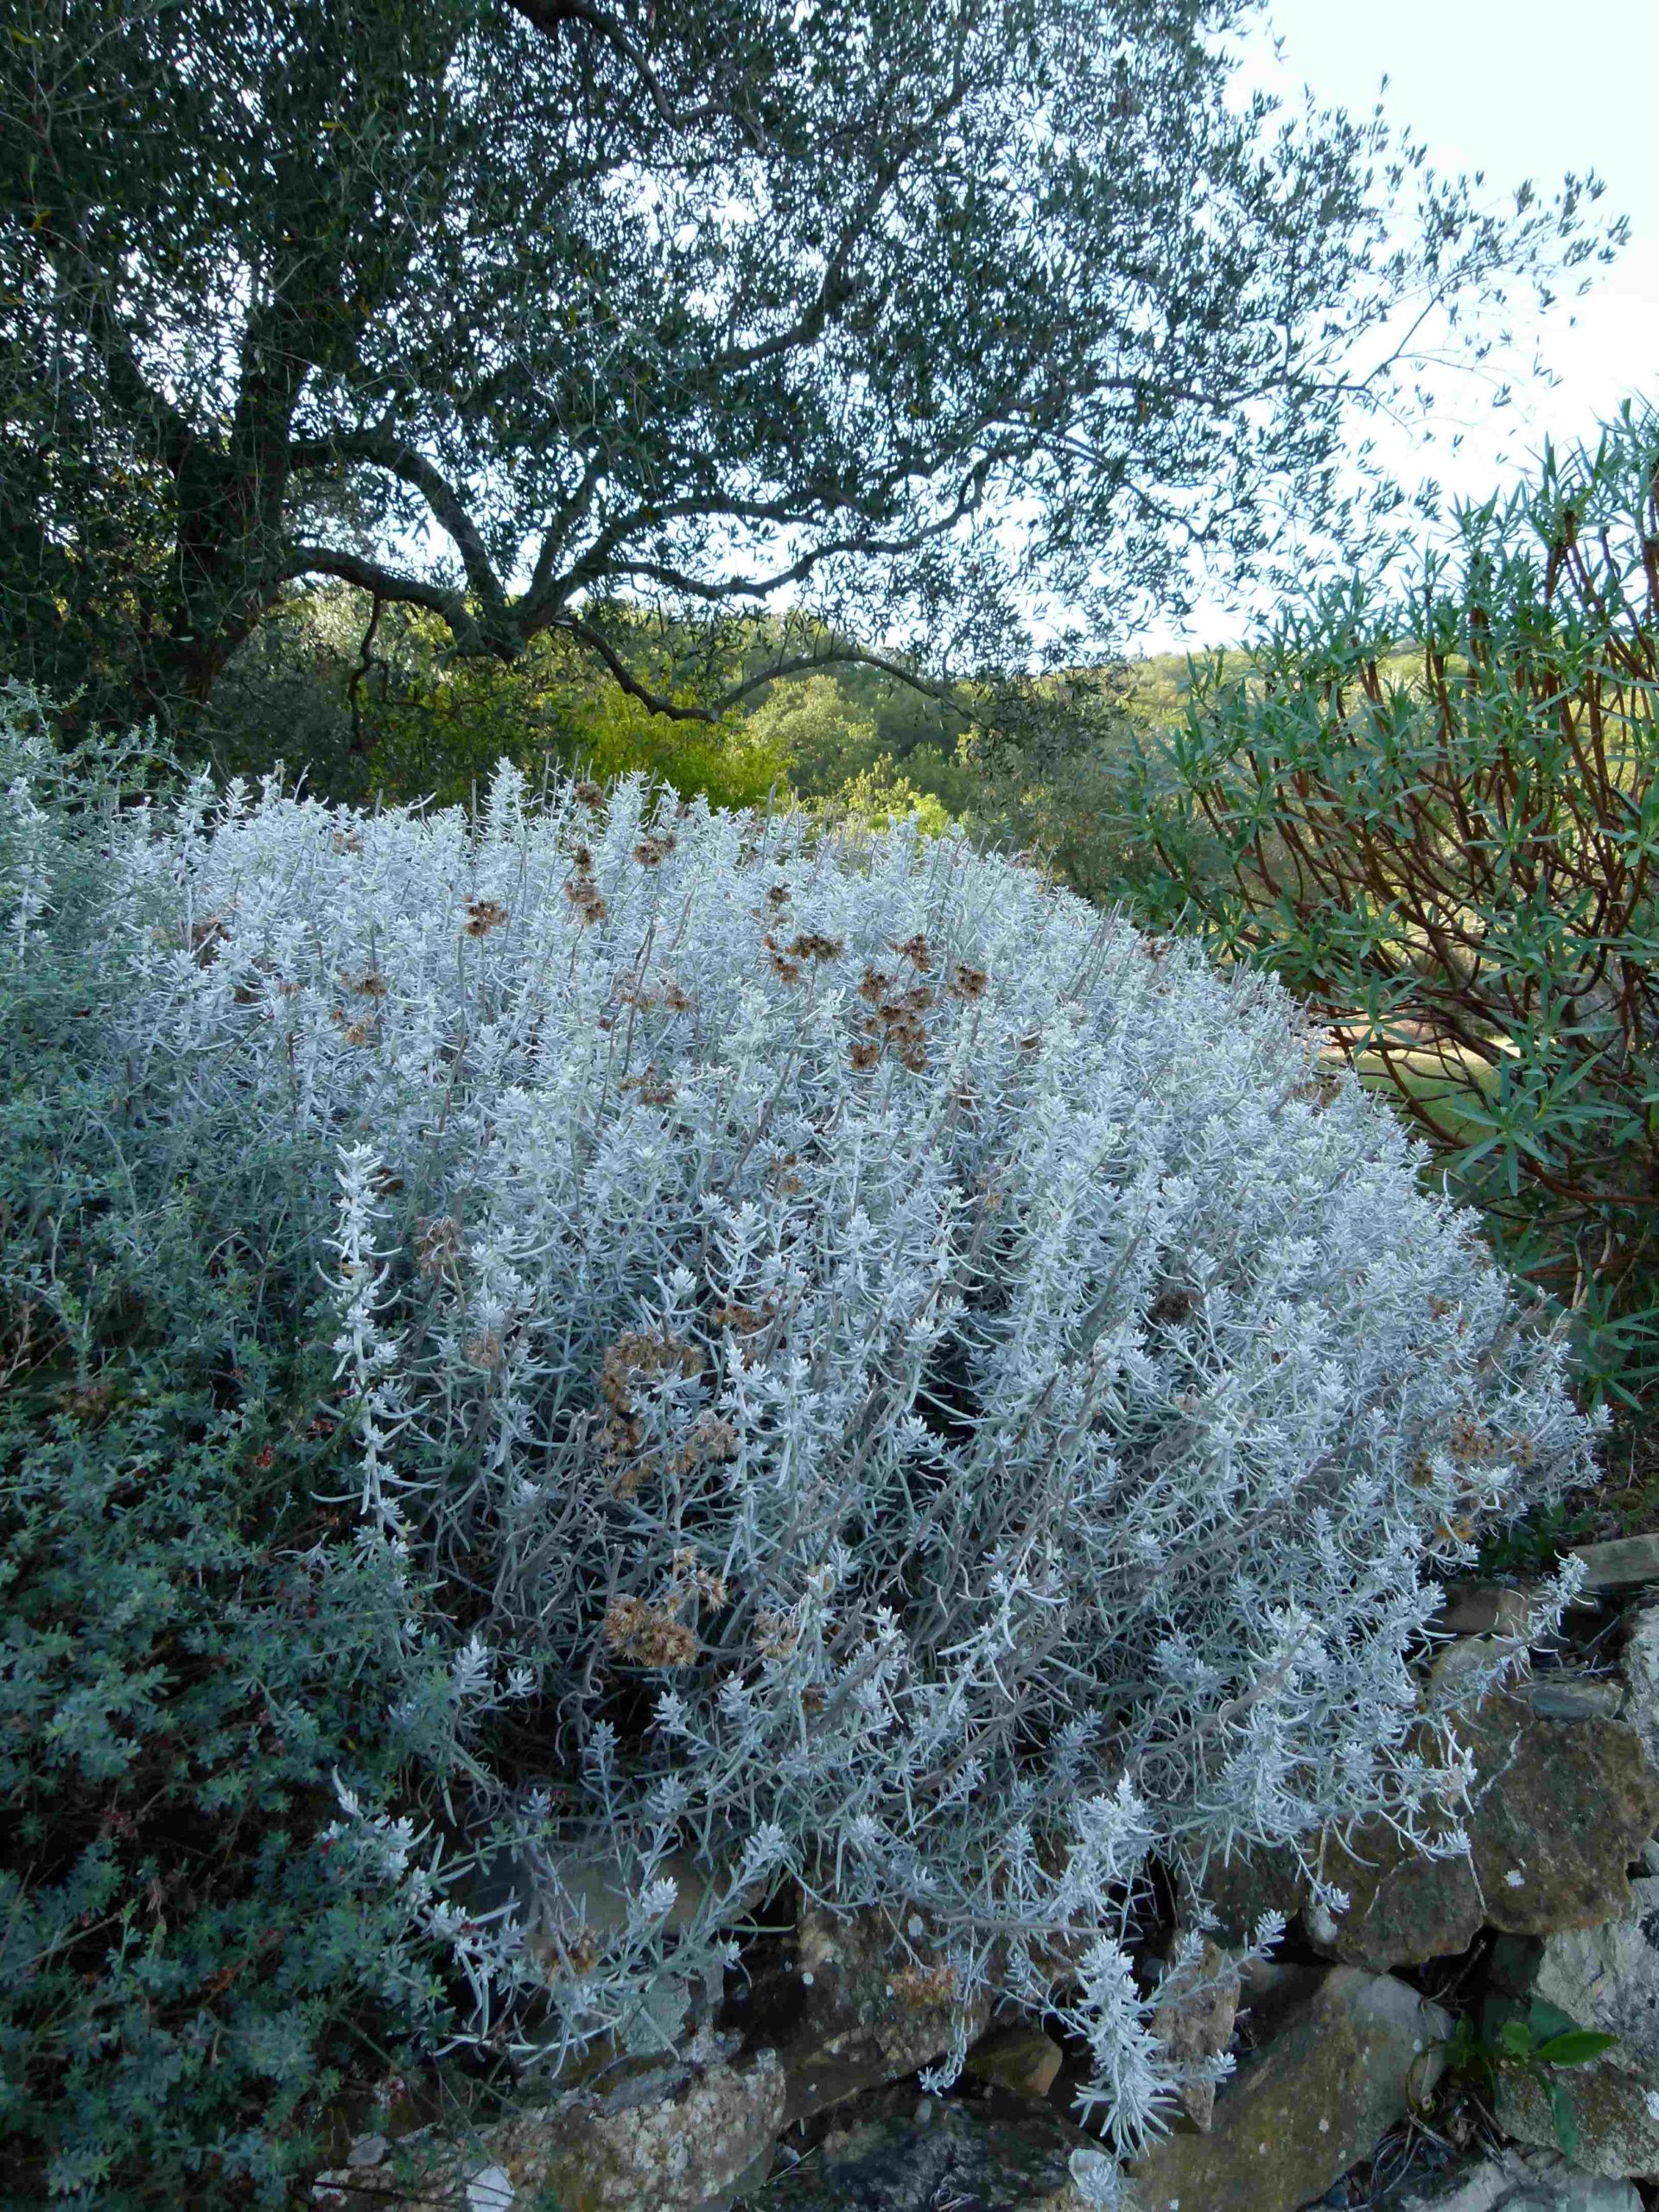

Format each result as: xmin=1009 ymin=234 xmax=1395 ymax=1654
xmin=1 ymin=0 xmax=1619 ymax=734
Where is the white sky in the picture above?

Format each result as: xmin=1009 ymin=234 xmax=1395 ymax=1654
xmin=1135 ymin=0 xmax=1659 ymax=651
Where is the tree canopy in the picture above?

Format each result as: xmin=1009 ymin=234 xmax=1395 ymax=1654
xmin=2 ymin=0 xmax=1620 ymax=733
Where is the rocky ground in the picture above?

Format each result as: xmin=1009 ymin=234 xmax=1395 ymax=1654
xmin=308 ymin=1517 xmax=1659 ymax=2212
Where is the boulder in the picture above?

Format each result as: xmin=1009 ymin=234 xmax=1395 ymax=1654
xmin=1193 ymin=1657 xmax=1659 ymax=1974
xmin=1492 ymin=1877 xmax=1659 ymax=2181
xmin=1431 ymin=1585 xmax=1535 ymax=1641
xmin=1454 ymin=1682 xmax=1659 ymax=1937
xmin=965 ymin=2024 xmax=1066 ymax=2102
xmin=1149 ymin=1940 xmax=1241 ymax=2130
xmin=1494 ymin=2058 xmax=1659 ymax=2183
xmin=746 ymin=2099 xmax=1096 ymax=2211
xmin=1618 ymin=1605 xmax=1659 ymax=1777
xmin=721 ymin=1904 xmax=993 ymax=2126
xmin=1383 ymin=2142 xmax=1640 ymax=2209
xmin=1567 ymin=1537 xmax=1659 ymax=1596
xmin=1122 ymin=1967 xmax=1450 ymax=2212
xmin=312 ymin=2050 xmax=786 ymax=2212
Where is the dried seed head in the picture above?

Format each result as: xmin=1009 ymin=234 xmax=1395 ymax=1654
xmin=573 ymin=780 xmax=604 ymax=808
xmin=620 ymin=1067 xmax=677 ymax=1108
xmin=755 ymin=1610 xmax=799 ymax=1662
xmin=602 ymin=1596 xmax=699 ymax=1667
xmin=564 ymin=875 xmax=608 ymax=925
xmin=416 ymin=1217 xmax=462 ymax=1276
xmin=672 ymin=1414 xmax=741 ymax=1471
xmin=463 ymin=899 xmax=510 ymax=938
xmin=784 ymin=931 xmax=844 ymax=963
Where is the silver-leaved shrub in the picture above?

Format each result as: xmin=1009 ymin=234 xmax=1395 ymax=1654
xmin=5 ymin=704 xmax=1601 ymax=2175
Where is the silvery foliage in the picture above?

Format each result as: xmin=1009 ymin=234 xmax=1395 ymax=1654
xmin=6 ymin=723 xmax=1602 ymax=2162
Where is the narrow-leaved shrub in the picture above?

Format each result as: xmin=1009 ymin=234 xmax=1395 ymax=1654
xmin=1 ymin=691 xmax=1599 ymax=2195
xmin=1108 ymin=407 xmax=1659 ymax=1407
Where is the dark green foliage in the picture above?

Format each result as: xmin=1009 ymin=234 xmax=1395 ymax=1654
xmin=1107 ymin=408 xmax=1659 ymax=1407
xmin=1 ymin=0 xmax=1617 ymax=741
xmin=0 ymin=727 xmax=456 ymax=2204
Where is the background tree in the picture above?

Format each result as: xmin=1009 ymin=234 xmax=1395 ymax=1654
xmin=1 ymin=0 xmax=1621 ymax=739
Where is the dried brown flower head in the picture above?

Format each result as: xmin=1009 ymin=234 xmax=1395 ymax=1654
xmin=416 ymin=1217 xmax=463 ymax=1276
xmin=766 ymin=882 xmax=792 ymax=906
xmin=784 ymin=931 xmax=844 ymax=963
xmin=564 ymin=875 xmax=608 ymax=925
xmin=755 ymin=1610 xmax=800 ymax=1662
xmin=947 ymin=963 xmax=988 ymax=1001
xmin=668 ymin=1548 xmax=729 ymax=1610
xmin=1447 ymin=1414 xmax=1497 ymax=1463
xmin=890 ymin=933 xmax=933 ymax=972
xmin=573 ymin=780 xmax=605 ymax=809
xmin=620 ymin=1067 xmax=677 ymax=1108
xmin=632 ymin=834 xmax=676 ymax=867
xmin=709 ymin=1301 xmax=773 ymax=1336
xmin=463 ymin=899 xmax=510 ymax=938
xmin=672 ymin=1414 xmax=741 ymax=1471
xmin=602 ymin=1597 xmax=698 ymax=1668
xmin=849 ymin=1039 xmax=880 ymax=1072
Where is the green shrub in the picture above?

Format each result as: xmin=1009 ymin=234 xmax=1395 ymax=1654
xmin=1109 ymin=407 xmax=1659 ymax=1407
xmin=0 ymin=704 xmax=462 ymax=2205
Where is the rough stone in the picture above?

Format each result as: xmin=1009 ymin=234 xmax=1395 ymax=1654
xmin=1197 ymin=1660 xmax=1659 ymax=1974
xmin=1382 ymin=2141 xmax=1640 ymax=2209
xmin=1431 ymin=1584 xmax=1535 ymax=1641
xmin=744 ymin=2100 xmax=1096 ymax=2210
xmin=1122 ymin=1967 xmax=1450 ymax=2212
xmin=1539 ymin=1875 xmax=1659 ymax=2079
xmin=1149 ymin=1940 xmax=1241 ymax=2130
xmin=1567 ymin=1536 xmax=1659 ymax=1596
xmin=965 ymin=2024 xmax=1066 ymax=2102
xmin=1491 ymin=1877 xmax=1659 ymax=2181
xmin=1303 ymin=1823 xmax=1484 ymax=1974
xmin=312 ymin=2050 xmax=786 ymax=2212
xmin=1619 ymin=1605 xmax=1659 ymax=1777
xmin=1495 ymin=2056 xmax=1659 ymax=2183
xmin=1524 ymin=1676 xmax=1625 ymax=1724
xmin=721 ymin=1905 xmax=992 ymax=2126
xmin=1454 ymin=1683 xmax=1659 ymax=1937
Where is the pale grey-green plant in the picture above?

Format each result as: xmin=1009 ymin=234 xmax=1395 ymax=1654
xmin=6 ymin=712 xmax=1600 ymax=2171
